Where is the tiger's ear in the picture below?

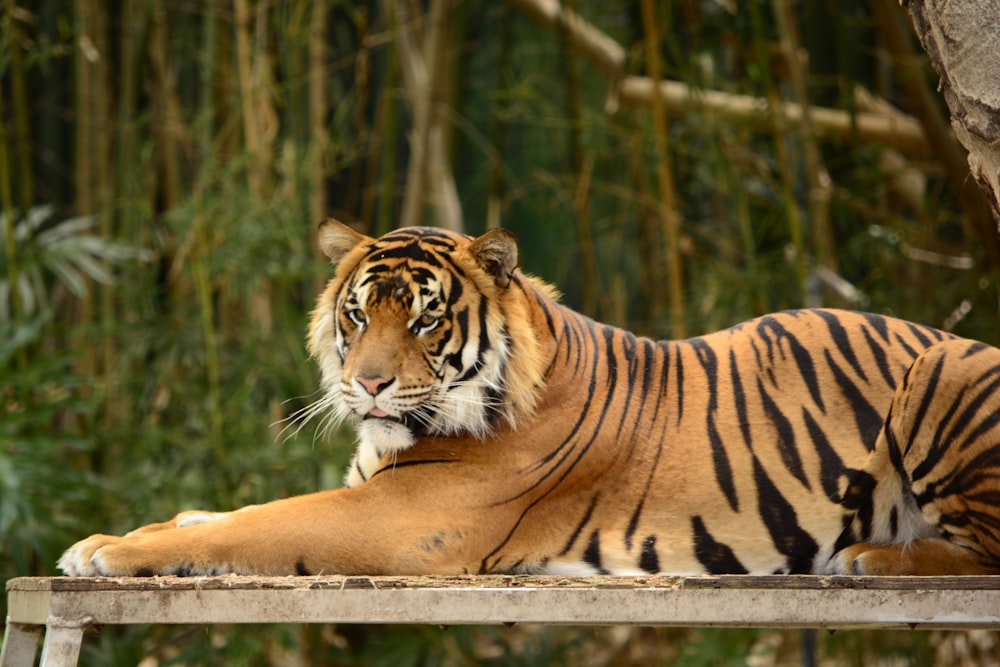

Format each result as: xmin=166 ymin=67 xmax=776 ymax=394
xmin=317 ymin=219 xmax=371 ymax=264
xmin=469 ymin=228 xmax=518 ymax=288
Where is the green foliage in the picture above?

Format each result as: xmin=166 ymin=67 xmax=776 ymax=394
xmin=0 ymin=316 xmax=100 ymax=576
xmin=0 ymin=206 xmax=146 ymax=320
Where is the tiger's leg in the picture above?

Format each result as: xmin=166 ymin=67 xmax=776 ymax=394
xmin=832 ymin=339 xmax=1000 ymax=575
xmin=58 ymin=477 xmax=495 ymax=577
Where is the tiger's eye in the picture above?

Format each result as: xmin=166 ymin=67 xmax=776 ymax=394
xmin=412 ymin=312 xmax=440 ymax=334
xmin=347 ymin=308 xmax=367 ymax=326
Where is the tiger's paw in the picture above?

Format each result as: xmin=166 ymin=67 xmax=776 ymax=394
xmin=58 ymin=530 xmax=236 ymax=577
xmin=58 ymin=534 xmax=135 ymax=576
xmin=828 ymin=539 xmax=993 ymax=576
xmin=827 ymin=543 xmax=904 ymax=576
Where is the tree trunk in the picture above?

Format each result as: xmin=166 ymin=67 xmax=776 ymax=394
xmin=905 ymin=0 xmax=1000 ymax=228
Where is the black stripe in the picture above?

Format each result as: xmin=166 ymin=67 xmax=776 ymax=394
xmin=901 ymin=351 xmax=946 ymax=461
xmin=753 ymin=456 xmax=818 ymax=573
xmin=674 ymin=347 xmax=685 ymax=426
xmin=730 ymin=349 xmax=753 ymax=451
xmin=962 ymin=341 xmax=991 ymax=359
xmin=755 ymin=316 xmax=778 ymax=367
xmin=370 ymin=458 xmax=457 ymax=478
xmin=802 ymin=407 xmax=848 ymax=502
xmin=840 ymin=470 xmax=877 ymax=540
xmin=583 ymin=530 xmax=609 ymax=574
xmin=893 ymin=332 xmax=919 ymax=360
xmin=757 ymin=377 xmax=809 ymax=489
xmin=382 ymin=227 xmax=457 ymax=244
xmin=625 ymin=344 xmax=671 ymax=551
xmin=689 ymin=339 xmax=739 ymax=511
xmin=369 ymin=243 xmax=446 ymax=266
xmin=905 ymin=323 xmax=934 ymax=347
xmin=860 ymin=312 xmax=890 ymax=342
xmin=624 ymin=497 xmax=645 ymax=551
xmin=824 ymin=349 xmax=885 ymax=450
xmin=949 ymin=366 xmax=1000 ymax=451
xmin=831 ymin=514 xmax=858 ymax=558
xmin=691 ymin=516 xmax=748 ymax=574
xmin=411 ymin=267 xmax=437 ymax=286
xmin=559 ymin=493 xmax=599 ymax=556
xmin=861 ymin=323 xmax=896 ymax=389
xmin=816 ymin=310 xmax=868 ymax=385
xmin=446 ymin=308 xmax=470 ymax=373
xmin=445 ymin=266 xmax=464 ymax=304
xmin=639 ymin=535 xmax=660 ymax=574
xmin=607 ymin=330 xmax=644 ymax=464
xmin=518 ymin=276 xmax=559 ymax=339
xmin=759 ymin=315 xmax=824 ymax=412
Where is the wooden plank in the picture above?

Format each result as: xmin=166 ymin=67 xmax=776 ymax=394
xmin=10 ymin=574 xmax=1000 ymax=592
xmin=0 ymin=624 xmax=42 ymax=667
xmin=37 ymin=627 xmax=84 ymax=667
xmin=6 ymin=575 xmax=1000 ymax=630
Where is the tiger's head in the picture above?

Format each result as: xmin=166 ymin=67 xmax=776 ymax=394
xmin=307 ymin=220 xmax=548 ymax=456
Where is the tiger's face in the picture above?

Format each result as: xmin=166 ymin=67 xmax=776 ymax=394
xmin=307 ymin=221 xmax=537 ymax=456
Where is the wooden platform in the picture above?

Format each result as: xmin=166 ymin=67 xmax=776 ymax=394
xmin=4 ymin=574 xmax=1000 ymax=666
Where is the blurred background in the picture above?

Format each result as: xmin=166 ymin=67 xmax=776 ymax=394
xmin=3 ymin=0 xmax=999 ymax=664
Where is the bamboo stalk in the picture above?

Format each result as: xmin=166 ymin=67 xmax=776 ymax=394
xmin=772 ymin=0 xmax=837 ymax=293
xmin=72 ymin=0 xmax=97 ymax=385
xmin=561 ymin=0 xmax=598 ymax=317
xmin=486 ymin=3 xmax=513 ymax=230
xmin=149 ymin=0 xmax=183 ymax=210
xmin=507 ymin=0 xmax=625 ymax=79
xmin=345 ymin=4 xmax=367 ymax=224
xmin=386 ymin=0 xmax=427 ymax=228
xmin=749 ymin=0 xmax=808 ymax=307
xmin=308 ymin=0 xmax=328 ymax=227
xmin=640 ymin=0 xmax=686 ymax=338
xmin=424 ymin=0 xmax=461 ymax=231
xmin=509 ymin=0 xmax=928 ymax=156
xmin=192 ymin=0 xmax=230 ymax=499
xmin=8 ymin=5 xmax=32 ymax=213
xmin=729 ymin=129 xmax=766 ymax=314
xmin=387 ymin=0 xmax=461 ymax=231
xmin=233 ymin=0 xmax=263 ymax=196
xmin=376 ymin=54 xmax=399 ymax=236
xmin=91 ymin=0 xmax=116 ymax=429
xmin=0 ymin=2 xmax=22 ymax=330
xmin=617 ymin=77 xmax=929 ymax=157
xmin=628 ymin=116 xmax=662 ymax=334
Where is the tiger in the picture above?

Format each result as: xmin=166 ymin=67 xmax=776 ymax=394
xmin=59 ymin=220 xmax=1000 ymax=578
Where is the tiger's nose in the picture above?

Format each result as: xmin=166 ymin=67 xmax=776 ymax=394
xmin=356 ymin=375 xmax=392 ymax=396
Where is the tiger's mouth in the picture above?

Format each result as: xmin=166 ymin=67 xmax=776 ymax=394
xmin=362 ymin=411 xmax=401 ymax=423
xmin=360 ymin=409 xmax=428 ymax=436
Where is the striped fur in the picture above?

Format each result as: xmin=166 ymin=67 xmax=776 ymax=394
xmin=58 ymin=223 xmax=1000 ymax=577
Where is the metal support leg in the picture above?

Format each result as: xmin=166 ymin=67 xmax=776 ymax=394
xmin=38 ymin=626 xmax=84 ymax=667
xmin=0 ymin=622 xmax=43 ymax=667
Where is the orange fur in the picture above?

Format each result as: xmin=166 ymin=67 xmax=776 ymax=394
xmin=59 ymin=223 xmax=1000 ymax=577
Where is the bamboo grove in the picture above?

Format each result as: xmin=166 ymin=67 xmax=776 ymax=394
xmin=3 ymin=0 xmax=1000 ymax=664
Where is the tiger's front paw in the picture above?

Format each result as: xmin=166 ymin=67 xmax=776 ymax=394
xmin=58 ymin=533 xmax=200 ymax=577
xmin=59 ymin=512 xmax=241 ymax=577
xmin=58 ymin=534 xmax=135 ymax=576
